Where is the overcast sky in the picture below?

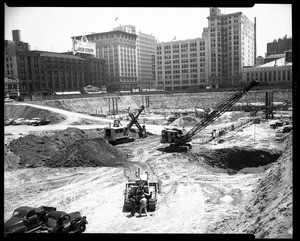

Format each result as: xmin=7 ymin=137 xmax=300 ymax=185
xmin=5 ymin=4 xmax=292 ymax=57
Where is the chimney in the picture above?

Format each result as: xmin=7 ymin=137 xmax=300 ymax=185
xmin=12 ymin=29 xmax=21 ymax=42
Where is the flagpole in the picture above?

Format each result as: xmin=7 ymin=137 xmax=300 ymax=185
xmin=115 ymin=16 xmax=119 ymax=27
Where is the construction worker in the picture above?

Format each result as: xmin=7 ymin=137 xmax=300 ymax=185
xmin=128 ymin=187 xmax=136 ymax=216
xmin=211 ymin=129 xmax=216 ymax=139
xmin=130 ymin=195 xmax=136 ymax=216
xmin=136 ymin=185 xmax=145 ymax=201
xmin=139 ymin=194 xmax=148 ymax=217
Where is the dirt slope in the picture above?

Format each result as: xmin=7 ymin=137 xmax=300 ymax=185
xmin=207 ymin=133 xmax=293 ymax=238
xmin=4 ymin=104 xmax=65 ymax=124
xmin=32 ymin=89 xmax=292 ymax=115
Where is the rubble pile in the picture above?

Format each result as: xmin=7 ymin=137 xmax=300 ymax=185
xmin=6 ymin=128 xmax=127 ymax=170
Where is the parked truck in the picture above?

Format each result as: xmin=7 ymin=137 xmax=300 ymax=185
xmin=4 ymin=206 xmax=56 ymax=234
xmin=35 ymin=210 xmax=88 ymax=233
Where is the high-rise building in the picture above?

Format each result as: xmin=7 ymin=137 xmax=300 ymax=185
xmin=155 ymin=36 xmax=209 ymax=91
xmin=207 ymin=7 xmax=255 ymax=88
xmin=136 ymin=31 xmax=156 ymax=90
xmin=77 ymin=30 xmax=138 ymax=92
xmin=114 ymin=25 xmax=157 ymax=90
xmin=266 ymin=35 xmax=292 ymax=56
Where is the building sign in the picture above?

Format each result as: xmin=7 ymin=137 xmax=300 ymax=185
xmin=72 ymin=36 xmax=96 ymax=56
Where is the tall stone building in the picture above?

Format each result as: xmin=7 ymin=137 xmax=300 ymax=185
xmin=155 ymin=36 xmax=209 ymax=91
xmin=113 ymin=25 xmax=157 ymax=90
xmin=77 ymin=30 xmax=138 ymax=92
xmin=207 ymin=7 xmax=255 ymax=88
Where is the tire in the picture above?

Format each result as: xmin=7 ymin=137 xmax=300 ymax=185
xmin=79 ymin=223 xmax=86 ymax=233
xmin=148 ymin=204 xmax=156 ymax=211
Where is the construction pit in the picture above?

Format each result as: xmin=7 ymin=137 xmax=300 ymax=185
xmin=4 ymin=89 xmax=293 ymax=238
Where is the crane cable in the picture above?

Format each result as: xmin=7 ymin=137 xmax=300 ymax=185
xmin=253 ymin=91 xmax=257 ymax=145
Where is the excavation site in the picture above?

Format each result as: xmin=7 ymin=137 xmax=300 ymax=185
xmin=4 ymin=87 xmax=293 ymax=238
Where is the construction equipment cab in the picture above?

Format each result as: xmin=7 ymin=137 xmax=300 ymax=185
xmin=104 ymin=106 xmax=146 ymax=145
xmin=161 ymin=126 xmax=187 ymax=144
xmin=104 ymin=120 xmax=133 ymax=145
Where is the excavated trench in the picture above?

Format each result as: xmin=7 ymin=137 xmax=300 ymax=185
xmin=201 ymin=147 xmax=282 ymax=172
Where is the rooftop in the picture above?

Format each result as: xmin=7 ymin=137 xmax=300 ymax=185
xmin=32 ymin=51 xmax=85 ymax=60
xmin=264 ymin=53 xmax=284 ymax=59
xmin=74 ymin=30 xmax=137 ymax=40
xmin=258 ymin=57 xmax=292 ymax=68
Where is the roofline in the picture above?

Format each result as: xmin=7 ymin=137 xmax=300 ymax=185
xmin=156 ymin=37 xmax=205 ymax=45
xmin=30 ymin=51 xmax=86 ymax=60
xmin=207 ymin=11 xmax=243 ymax=20
xmin=74 ymin=30 xmax=137 ymax=39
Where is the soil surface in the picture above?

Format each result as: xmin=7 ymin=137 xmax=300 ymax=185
xmin=4 ymin=98 xmax=293 ymax=238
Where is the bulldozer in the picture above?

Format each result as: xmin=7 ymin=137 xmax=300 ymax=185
xmin=123 ymin=168 xmax=159 ymax=212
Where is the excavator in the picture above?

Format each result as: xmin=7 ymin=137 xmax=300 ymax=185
xmin=104 ymin=105 xmax=146 ymax=145
xmin=161 ymin=80 xmax=259 ymax=152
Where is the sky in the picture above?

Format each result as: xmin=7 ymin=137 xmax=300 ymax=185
xmin=4 ymin=4 xmax=292 ymax=57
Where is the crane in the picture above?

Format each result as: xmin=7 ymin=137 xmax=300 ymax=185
xmin=128 ymin=105 xmax=147 ymax=138
xmin=161 ymin=80 xmax=259 ymax=152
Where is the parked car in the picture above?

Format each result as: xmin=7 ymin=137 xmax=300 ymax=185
xmin=36 ymin=211 xmax=87 ymax=233
xmin=4 ymin=206 xmax=56 ymax=235
xmin=33 ymin=119 xmax=51 ymax=126
xmin=5 ymin=118 xmax=15 ymax=126
xmin=13 ymin=118 xmax=26 ymax=125
xmin=27 ymin=118 xmax=41 ymax=125
xmin=4 ymin=98 xmax=13 ymax=102
xmin=282 ymin=125 xmax=293 ymax=133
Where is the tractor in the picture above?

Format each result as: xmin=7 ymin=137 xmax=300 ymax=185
xmin=123 ymin=168 xmax=159 ymax=212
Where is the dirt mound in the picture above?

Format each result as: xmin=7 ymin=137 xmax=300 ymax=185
xmin=171 ymin=115 xmax=200 ymax=127
xmin=49 ymin=138 xmax=126 ymax=167
xmin=207 ymin=133 xmax=293 ymax=238
xmin=201 ymin=147 xmax=282 ymax=172
xmin=6 ymin=127 xmax=127 ymax=170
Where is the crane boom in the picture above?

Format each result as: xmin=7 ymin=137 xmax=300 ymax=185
xmin=184 ymin=80 xmax=258 ymax=141
xmin=161 ymin=80 xmax=258 ymax=151
xmin=127 ymin=106 xmax=145 ymax=130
